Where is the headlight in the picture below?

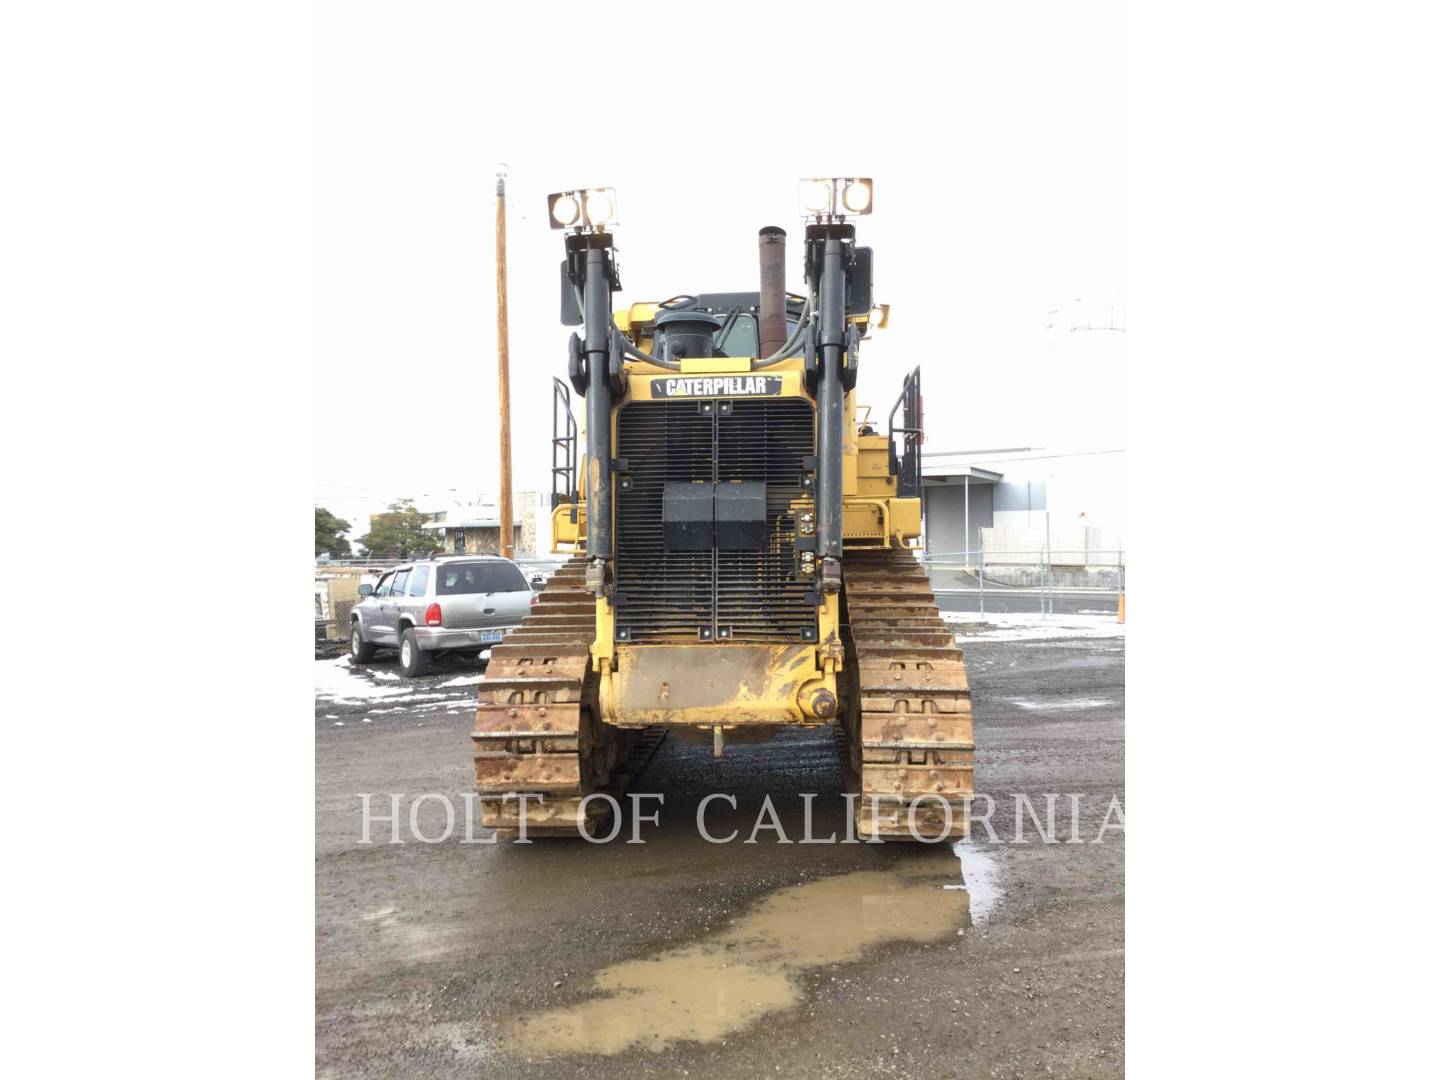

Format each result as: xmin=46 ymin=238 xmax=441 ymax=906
xmin=547 ymin=187 xmax=617 ymax=231
xmin=798 ymin=177 xmax=873 ymax=219
xmin=840 ymin=179 xmax=872 ymax=214
xmin=583 ymin=188 xmax=616 ymax=227
xmin=548 ymin=192 xmax=581 ymax=229
xmin=799 ymin=179 xmax=834 ymax=215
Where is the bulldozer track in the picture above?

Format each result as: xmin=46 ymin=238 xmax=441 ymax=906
xmin=471 ymin=556 xmax=660 ymax=837
xmin=842 ymin=548 xmax=975 ymax=840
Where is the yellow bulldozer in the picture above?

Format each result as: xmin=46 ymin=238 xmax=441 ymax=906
xmin=472 ymin=179 xmax=972 ymax=841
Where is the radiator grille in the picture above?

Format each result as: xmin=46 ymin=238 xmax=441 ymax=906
xmin=615 ymin=397 xmax=816 ymax=643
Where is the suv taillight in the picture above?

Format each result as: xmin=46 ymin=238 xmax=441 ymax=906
xmin=425 ymin=603 xmax=442 ymax=627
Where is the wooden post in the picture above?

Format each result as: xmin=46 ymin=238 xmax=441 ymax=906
xmin=495 ymin=170 xmax=514 ymax=559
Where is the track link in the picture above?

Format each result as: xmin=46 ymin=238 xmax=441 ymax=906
xmin=471 ymin=556 xmax=652 ymax=837
xmin=842 ymin=548 xmax=975 ymax=840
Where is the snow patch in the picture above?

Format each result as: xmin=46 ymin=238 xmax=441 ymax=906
xmin=950 ymin=841 xmax=1002 ymax=922
xmin=315 ymin=656 xmax=417 ymax=702
xmin=1008 ymin=696 xmax=1118 ymax=711
xmin=942 ymin=610 xmax=1124 ymax=642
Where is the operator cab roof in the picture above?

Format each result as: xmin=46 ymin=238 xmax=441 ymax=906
xmin=660 ymin=292 xmax=807 ymax=319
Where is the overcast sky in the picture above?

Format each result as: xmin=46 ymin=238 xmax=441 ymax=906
xmin=317 ymin=2 xmax=1122 ymax=540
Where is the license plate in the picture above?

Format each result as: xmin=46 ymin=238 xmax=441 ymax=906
xmin=479 ymin=629 xmax=504 ymax=644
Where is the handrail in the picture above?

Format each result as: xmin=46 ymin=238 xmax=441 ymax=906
xmin=551 ymin=377 xmax=578 ymax=508
xmin=887 ymin=366 xmax=922 ymax=498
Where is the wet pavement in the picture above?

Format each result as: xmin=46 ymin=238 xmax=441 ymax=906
xmin=316 ymin=627 xmax=1125 ymax=1078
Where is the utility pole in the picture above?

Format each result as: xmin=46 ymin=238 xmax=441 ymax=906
xmin=495 ymin=168 xmax=514 ymax=559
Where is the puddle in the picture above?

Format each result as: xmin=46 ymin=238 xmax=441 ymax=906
xmin=502 ymin=852 xmax=997 ymax=1057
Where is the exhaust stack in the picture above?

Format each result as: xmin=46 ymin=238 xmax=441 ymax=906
xmin=757 ymin=226 xmax=787 ymax=357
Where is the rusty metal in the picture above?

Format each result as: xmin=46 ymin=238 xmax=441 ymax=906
xmin=471 ymin=555 xmax=664 ymax=836
xmin=840 ymin=547 xmax=975 ymax=841
xmin=757 ymin=226 xmax=788 ymax=357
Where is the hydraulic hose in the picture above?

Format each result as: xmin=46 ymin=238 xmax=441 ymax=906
xmin=599 ymin=295 xmax=812 ymax=371
xmin=752 ymin=297 xmax=812 ymax=368
xmin=610 ymin=319 xmax=681 ymax=369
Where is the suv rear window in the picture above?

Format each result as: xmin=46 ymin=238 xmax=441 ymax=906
xmin=437 ymin=561 xmax=529 ymax=595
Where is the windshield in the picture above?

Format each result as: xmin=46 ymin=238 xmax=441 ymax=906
xmin=713 ymin=314 xmax=758 ymax=358
xmin=712 ymin=313 xmax=801 ymax=358
xmin=436 ymin=561 xmax=529 ymax=595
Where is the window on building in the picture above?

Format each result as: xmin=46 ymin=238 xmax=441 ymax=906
xmin=454 ymin=528 xmax=466 ymax=553
xmin=407 ymin=565 xmax=430 ymax=596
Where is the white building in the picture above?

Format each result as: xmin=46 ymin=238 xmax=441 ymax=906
xmin=921 ymin=446 xmax=1124 ymax=566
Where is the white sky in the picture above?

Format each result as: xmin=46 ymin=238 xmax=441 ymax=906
xmin=317 ymin=1 xmax=1122 ymax=539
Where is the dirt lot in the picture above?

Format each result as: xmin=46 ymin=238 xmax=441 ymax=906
xmin=316 ymin=623 xmax=1125 ymax=1078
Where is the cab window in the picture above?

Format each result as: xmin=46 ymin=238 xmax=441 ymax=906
xmin=407 ymin=565 xmax=430 ymax=596
xmin=374 ymin=572 xmax=394 ymax=598
xmin=391 ymin=569 xmax=410 ymax=597
xmin=713 ymin=314 xmax=758 ymax=358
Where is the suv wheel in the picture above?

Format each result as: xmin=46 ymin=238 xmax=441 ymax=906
xmin=350 ymin=621 xmax=377 ymax=662
xmin=398 ymin=627 xmax=428 ymax=678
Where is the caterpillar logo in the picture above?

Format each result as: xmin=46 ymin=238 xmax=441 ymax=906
xmin=652 ymin=375 xmax=783 ymax=398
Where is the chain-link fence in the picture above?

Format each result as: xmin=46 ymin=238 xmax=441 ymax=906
xmin=315 ymin=549 xmax=1124 ymax=625
xmin=920 ymin=546 xmax=1125 ymax=617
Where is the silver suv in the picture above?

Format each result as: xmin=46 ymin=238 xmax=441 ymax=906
xmin=349 ymin=556 xmax=536 ymax=677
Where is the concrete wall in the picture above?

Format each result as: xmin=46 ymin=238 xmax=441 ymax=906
xmin=517 ymin=491 xmax=538 ymax=556
xmin=979 ymin=525 xmax=1123 ymax=566
xmin=922 ymin=450 xmax=1124 ymax=556
xmin=436 ymin=525 xmax=523 ymax=555
xmin=991 ymin=454 xmax=1124 ymax=543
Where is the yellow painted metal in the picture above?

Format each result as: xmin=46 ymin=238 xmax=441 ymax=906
xmin=887 ymin=497 xmax=921 ymax=543
xmin=620 ymin=301 xmax=659 ymax=329
xmin=557 ymin=315 xmax=923 ymax=720
xmin=593 ymin=595 xmax=614 ymax=672
xmin=600 ymin=642 xmax=835 ymax=726
xmin=836 ymin=497 xmax=919 ymax=547
xmin=551 ymin=503 xmax=586 ymax=552
xmin=816 ymin=593 xmax=843 ymax=671
xmin=855 ymin=432 xmax=895 ymax=496
xmin=623 ymin=365 xmax=809 ymax=401
xmin=843 ymin=500 xmax=889 ymax=544
xmin=679 ymin=356 xmax=754 ymax=374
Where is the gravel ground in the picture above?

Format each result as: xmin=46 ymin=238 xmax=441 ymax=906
xmin=316 ymin=629 xmax=1125 ymax=1078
